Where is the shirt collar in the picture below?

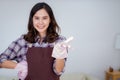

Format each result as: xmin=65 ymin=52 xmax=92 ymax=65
xmin=35 ymin=35 xmax=46 ymax=43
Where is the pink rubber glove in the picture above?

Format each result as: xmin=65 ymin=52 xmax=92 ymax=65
xmin=52 ymin=36 xmax=73 ymax=59
xmin=15 ymin=61 xmax=28 ymax=80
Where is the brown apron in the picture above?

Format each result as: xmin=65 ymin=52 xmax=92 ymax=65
xmin=25 ymin=47 xmax=59 ymax=80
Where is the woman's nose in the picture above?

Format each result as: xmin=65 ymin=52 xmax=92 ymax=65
xmin=39 ymin=19 xmax=43 ymax=24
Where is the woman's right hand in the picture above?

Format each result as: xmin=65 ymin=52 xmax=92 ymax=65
xmin=15 ymin=61 xmax=28 ymax=80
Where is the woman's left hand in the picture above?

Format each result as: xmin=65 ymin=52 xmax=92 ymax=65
xmin=52 ymin=36 xmax=73 ymax=59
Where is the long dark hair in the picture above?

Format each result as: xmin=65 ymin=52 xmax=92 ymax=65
xmin=24 ymin=2 xmax=60 ymax=43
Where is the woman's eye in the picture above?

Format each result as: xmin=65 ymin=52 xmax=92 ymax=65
xmin=43 ymin=17 xmax=48 ymax=20
xmin=35 ymin=17 xmax=39 ymax=20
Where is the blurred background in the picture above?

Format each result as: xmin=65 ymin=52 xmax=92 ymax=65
xmin=0 ymin=0 xmax=120 ymax=80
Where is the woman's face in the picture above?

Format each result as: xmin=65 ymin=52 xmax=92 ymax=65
xmin=33 ymin=8 xmax=50 ymax=37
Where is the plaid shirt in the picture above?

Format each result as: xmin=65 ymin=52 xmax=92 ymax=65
xmin=0 ymin=35 xmax=66 ymax=75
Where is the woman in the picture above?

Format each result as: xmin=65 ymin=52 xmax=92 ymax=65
xmin=0 ymin=2 xmax=68 ymax=80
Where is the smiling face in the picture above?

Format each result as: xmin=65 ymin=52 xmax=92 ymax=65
xmin=33 ymin=8 xmax=51 ymax=38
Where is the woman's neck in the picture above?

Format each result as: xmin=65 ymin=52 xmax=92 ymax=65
xmin=39 ymin=32 xmax=46 ymax=38
xmin=39 ymin=33 xmax=46 ymax=43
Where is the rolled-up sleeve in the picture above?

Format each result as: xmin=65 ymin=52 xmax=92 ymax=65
xmin=0 ymin=40 xmax=21 ymax=63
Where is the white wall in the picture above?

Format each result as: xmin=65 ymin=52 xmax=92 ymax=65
xmin=0 ymin=0 xmax=120 ymax=80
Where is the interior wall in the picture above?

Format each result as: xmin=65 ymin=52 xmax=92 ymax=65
xmin=0 ymin=0 xmax=120 ymax=80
